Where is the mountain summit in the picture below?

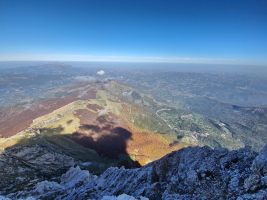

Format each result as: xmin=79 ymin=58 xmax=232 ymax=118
xmin=3 ymin=145 xmax=267 ymax=200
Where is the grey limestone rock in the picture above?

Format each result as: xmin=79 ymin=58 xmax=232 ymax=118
xmin=4 ymin=145 xmax=267 ymax=200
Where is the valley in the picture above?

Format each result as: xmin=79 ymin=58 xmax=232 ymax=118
xmin=0 ymin=64 xmax=267 ymax=195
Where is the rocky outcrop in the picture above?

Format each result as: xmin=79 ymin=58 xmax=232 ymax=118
xmin=4 ymin=145 xmax=267 ymax=200
xmin=0 ymin=144 xmax=74 ymax=194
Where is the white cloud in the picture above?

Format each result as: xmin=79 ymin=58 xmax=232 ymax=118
xmin=97 ymin=70 xmax=105 ymax=75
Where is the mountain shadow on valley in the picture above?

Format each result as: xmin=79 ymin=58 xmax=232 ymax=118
xmin=72 ymin=126 xmax=134 ymax=159
xmin=0 ymin=125 xmax=140 ymax=194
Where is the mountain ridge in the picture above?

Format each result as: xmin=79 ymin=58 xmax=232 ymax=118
xmin=3 ymin=144 xmax=267 ymax=200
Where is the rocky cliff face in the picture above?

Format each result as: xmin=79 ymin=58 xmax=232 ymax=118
xmin=2 ymin=145 xmax=267 ymax=200
xmin=0 ymin=144 xmax=75 ymax=194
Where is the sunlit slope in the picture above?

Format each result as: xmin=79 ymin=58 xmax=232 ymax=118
xmin=0 ymin=81 xmax=187 ymax=170
xmin=104 ymin=81 xmax=243 ymax=150
xmin=0 ymin=79 xmax=245 ymax=183
xmin=0 ymin=80 xmax=249 ymax=193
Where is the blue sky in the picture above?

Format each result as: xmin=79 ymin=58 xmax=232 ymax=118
xmin=0 ymin=0 xmax=267 ymax=64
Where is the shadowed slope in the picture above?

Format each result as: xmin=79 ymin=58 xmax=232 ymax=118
xmin=0 ymin=125 xmax=140 ymax=195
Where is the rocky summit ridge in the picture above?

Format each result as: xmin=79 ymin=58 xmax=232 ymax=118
xmin=1 ymin=144 xmax=266 ymax=200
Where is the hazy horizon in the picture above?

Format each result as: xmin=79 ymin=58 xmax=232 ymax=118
xmin=1 ymin=61 xmax=267 ymax=78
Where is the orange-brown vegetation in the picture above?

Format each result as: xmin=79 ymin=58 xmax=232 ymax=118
xmin=73 ymin=104 xmax=185 ymax=166
xmin=0 ymin=85 xmax=97 ymax=137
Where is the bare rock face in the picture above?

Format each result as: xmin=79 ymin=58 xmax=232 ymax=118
xmin=241 ymin=145 xmax=267 ymax=199
xmin=0 ymin=144 xmax=74 ymax=194
xmin=4 ymin=145 xmax=267 ymax=200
